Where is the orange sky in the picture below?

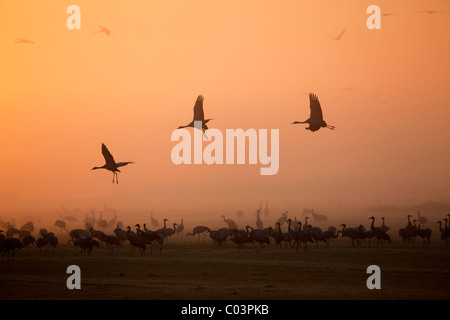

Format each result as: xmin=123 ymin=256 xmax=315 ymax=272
xmin=0 ymin=0 xmax=449 ymax=227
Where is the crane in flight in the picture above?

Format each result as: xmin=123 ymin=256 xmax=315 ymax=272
xmin=382 ymin=13 xmax=397 ymax=17
xmin=292 ymin=93 xmax=335 ymax=132
xmin=95 ymin=26 xmax=113 ymax=36
xmin=177 ymin=95 xmax=213 ymax=135
xmin=417 ymin=10 xmax=446 ymax=15
xmin=92 ymin=143 xmax=134 ymax=184
xmin=328 ymin=28 xmax=346 ymax=41
xmin=14 ymin=37 xmax=35 ymax=44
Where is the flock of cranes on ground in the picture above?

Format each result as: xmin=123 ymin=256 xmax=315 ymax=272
xmin=1 ymin=209 xmax=449 ymax=259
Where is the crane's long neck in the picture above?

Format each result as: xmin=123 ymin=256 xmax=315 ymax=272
xmin=370 ymin=218 xmax=375 ymax=231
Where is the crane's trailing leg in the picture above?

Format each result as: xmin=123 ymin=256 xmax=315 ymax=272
xmin=203 ymin=129 xmax=209 ymax=140
xmin=112 ymin=172 xmax=119 ymax=184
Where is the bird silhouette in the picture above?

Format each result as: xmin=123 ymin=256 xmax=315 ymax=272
xmin=92 ymin=143 xmax=134 ymax=184
xmin=417 ymin=10 xmax=446 ymax=15
xmin=95 ymin=26 xmax=113 ymax=36
xmin=328 ymin=28 xmax=346 ymax=41
xmin=14 ymin=37 xmax=35 ymax=44
xmin=177 ymin=95 xmax=213 ymax=135
xmin=382 ymin=13 xmax=397 ymax=17
xmin=292 ymin=93 xmax=335 ymax=132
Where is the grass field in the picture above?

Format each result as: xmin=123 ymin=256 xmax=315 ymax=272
xmin=1 ymin=237 xmax=450 ymax=300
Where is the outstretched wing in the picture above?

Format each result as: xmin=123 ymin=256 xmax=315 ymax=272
xmin=193 ymin=95 xmax=205 ymax=121
xmin=15 ymin=37 xmax=35 ymax=44
xmin=336 ymin=28 xmax=346 ymax=39
xmin=101 ymin=143 xmax=117 ymax=166
xmin=309 ymin=93 xmax=323 ymax=121
xmin=116 ymin=162 xmax=134 ymax=167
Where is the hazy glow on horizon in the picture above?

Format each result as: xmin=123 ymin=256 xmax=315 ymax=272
xmin=0 ymin=0 xmax=449 ymax=225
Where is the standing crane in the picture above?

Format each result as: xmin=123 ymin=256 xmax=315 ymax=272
xmin=256 ymin=209 xmax=263 ymax=230
xmin=222 ymin=215 xmax=238 ymax=230
xmin=264 ymin=201 xmax=270 ymax=217
xmin=176 ymin=219 xmax=185 ymax=237
xmin=150 ymin=211 xmax=159 ymax=228
xmin=107 ymin=210 xmax=117 ymax=228
xmin=97 ymin=211 xmax=108 ymax=230
xmin=54 ymin=220 xmax=67 ymax=234
xmin=417 ymin=211 xmax=427 ymax=225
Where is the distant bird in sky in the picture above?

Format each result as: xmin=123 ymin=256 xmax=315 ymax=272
xmin=292 ymin=93 xmax=335 ymax=132
xmin=95 ymin=26 xmax=113 ymax=36
xmin=92 ymin=143 xmax=134 ymax=184
xmin=328 ymin=28 xmax=346 ymax=41
xmin=382 ymin=13 xmax=397 ymax=17
xmin=14 ymin=37 xmax=35 ymax=44
xmin=177 ymin=95 xmax=213 ymax=134
xmin=417 ymin=10 xmax=446 ymax=15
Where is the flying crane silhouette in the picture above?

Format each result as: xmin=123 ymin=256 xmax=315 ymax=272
xmin=177 ymin=95 xmax=213 ymax=135
xmin=14 ymin=37 xmax=35 ymax=44
xmin=328 ymin=28 xmax=346 ymax=41
xmin=95 ymin=26 xmax=113 ymax=36
xmin=92 ymin=143 xmax=134 ymax=184
xmin=292 ymin=93 xmax=335 ymax=132
xmin=382 ymin=13 xmax=397 ymax=17
xmin=417 ymin=10 xmax=446 ymax=15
